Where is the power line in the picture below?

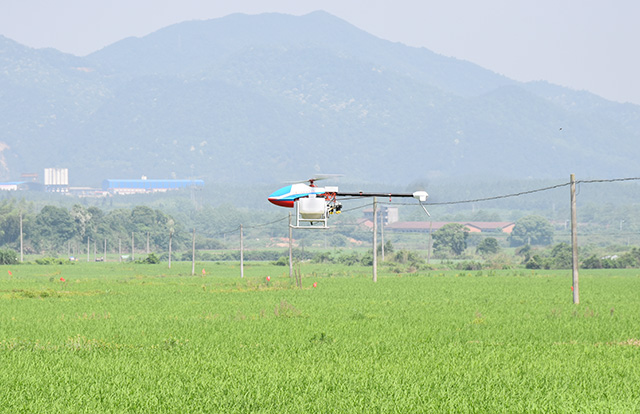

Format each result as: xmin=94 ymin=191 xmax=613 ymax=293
xmin=244 ymin=215 xmax=289 ymax=229
xmin=209 ymin=215 xmax=289 ymax=237
xmin=577 ymin=177 xmax=640 ymax=185
xmin=426 ymin=182 xmax=572 ymax=206
xmin=382 ymin=177 xmax=640 ymax=207
xmin=207 ymin=176 xmax=640 ymax=236
xmin=340 ymin=203 xmax=370 ymax=213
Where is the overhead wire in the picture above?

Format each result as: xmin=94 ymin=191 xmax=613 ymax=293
xmin=207 ymin=215 xmax=289 ymax=238
xmin=243 ymin=215 xmax=289 ymax=229
xmin=207 ymin=176 xmax=640 ymax=236
xmin=339 ymin=203 xmax=370 ymax=213
xmin=382 ymin=177 xmax=640 ymax=207
xmin=578 ymin=177 xmax=640 ymax=184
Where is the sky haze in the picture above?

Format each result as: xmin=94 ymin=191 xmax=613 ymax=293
xmin=1 ymin=0 xmax=639 ymax=105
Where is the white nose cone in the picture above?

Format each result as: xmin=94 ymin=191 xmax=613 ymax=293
xmin=412 ymin=191 xmax=428 ymax=202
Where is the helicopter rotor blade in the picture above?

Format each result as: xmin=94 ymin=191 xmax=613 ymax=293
xmin=284 ymin=174 xmax=344 ymax=185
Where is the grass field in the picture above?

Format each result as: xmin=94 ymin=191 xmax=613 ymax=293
xmin=0 ymin=262 xmax=638 ymax=413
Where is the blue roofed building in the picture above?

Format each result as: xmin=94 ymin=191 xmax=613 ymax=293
xmin=0 ymin=181 xmax=26 ymax=191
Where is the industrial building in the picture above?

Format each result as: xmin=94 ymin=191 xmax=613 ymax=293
xmin=0 ymin=182 xmax=27 ymax=191
xmin=44 ymin=168 xmax=69 ymax=193
xmin=0 ymin=169 xmax=204 ymax=196
xmin=102 ymin=178 xmax=204 ymax=194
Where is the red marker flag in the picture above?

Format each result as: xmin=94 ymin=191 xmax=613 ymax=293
xmin=7 ymin=270 xmax=12 ymax=276
xmin=571 ymin=286 xmax=574 ymax=291
xmin=266 ymin=276 xmax=271 ymax=282
xmin=60 ymin=277 xmax=66 ymax=282
xmin=202 ymin=268 xmax=206 ymax=275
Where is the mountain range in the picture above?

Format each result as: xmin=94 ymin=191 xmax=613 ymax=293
xmin=1 ymin=11 xmax=639 ymax=187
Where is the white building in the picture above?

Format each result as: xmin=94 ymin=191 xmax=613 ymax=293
xmin=44 ymin=168 xmax=69 ymax=193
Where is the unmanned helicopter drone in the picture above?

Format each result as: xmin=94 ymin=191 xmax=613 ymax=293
xmin=268 ymin=175 xmax=429 ymax=229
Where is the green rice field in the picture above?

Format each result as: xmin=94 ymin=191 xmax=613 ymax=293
xmin=0 ymin=262 xmax=638 ymax=413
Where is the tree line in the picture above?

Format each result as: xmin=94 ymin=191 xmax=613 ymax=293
xmin=0 ymin=200 xmax=187 ymax=256
xmin=431 ymin=215 xmax=555 ymax=257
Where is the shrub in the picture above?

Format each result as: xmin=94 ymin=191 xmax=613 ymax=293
xmin=312 ymin=252 xmax=334 ymax=264
xmin=525 ymin=255 xmax=542 ymax=269
xmin=582 ymin=255 xmax=602 ymax=269
xmin=483 ymin=253 xmax=514 ymax=270
xmin=456 ymin=261 xmax=483 ymax=271
xmin=336 ymin=252 xmax=362 ymax=266
xmin=136 ymin=253 xmax=161 ymax=264
xmin=35 ymin=257 xmax=73 ymax=265
xmin=0 ymin=249 xmax=18 ymax=265
xmin=360 ymin=252 xmax=373 ymax=266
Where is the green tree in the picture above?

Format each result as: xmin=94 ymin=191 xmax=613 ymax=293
xmin=377 ymin=240 xmax=394 ymax=254
xmin=509 ymin=215 xmax=554 ymax=247
xmin=71 ymin=204 xmax=92 ymax=242
xmin=86 ymin=206 xmax=105 ymax=241
xmin=433 ymin=223 xmax=469 ymax=256
xmin=330 ymin=234 xmax=347 ymax=247
xmin=131 ymin=206 xmax=157 ymax=233
xmin=582 ymin=254 xmax=602 ymax=269
xmin=29 ymin=206 xmax=76 ymax=251
xmin=476 ymin=237 xmax=500 ymax=257
xmin=547 ymin=243 xmax=572 ymax=269
xmin=0 ymin=199 xmax=33 ymax=247
xmin=0 ymin=214 xmax=22 ymax=246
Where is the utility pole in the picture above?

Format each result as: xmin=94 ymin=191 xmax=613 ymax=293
xmin=169 ymin=230 xmax=173 ymax=269
xmin=428 ymin=220 xmax=433 ymax=264
xmin=168 ymin=219 xmax=174 ymax=269
xmin=191 ymin=228 xmax=196 ymax=276
xmin=372 ymin=197 xmax=378 ymax=283
xmin=19 ymin=213 xmax=23 ymax=263
xmin=289 ymin=213 xmax=293 ymax=279
xmin=570 ymin=174 xmax=579 ymax=304
xmin=380 ymin=210 xmax=385 ymax=262
xmin=168 ymin=230 xmax=173 ymax=269
xmin=240 ymin=224 xmax=244 ymax=278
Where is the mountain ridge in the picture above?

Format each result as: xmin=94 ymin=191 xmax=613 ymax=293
xmin=0 ymin=11 xmax=638 ymax=187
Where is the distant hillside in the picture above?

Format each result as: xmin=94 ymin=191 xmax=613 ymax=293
xmin=1 ymin=11 xmax=639 ymax=187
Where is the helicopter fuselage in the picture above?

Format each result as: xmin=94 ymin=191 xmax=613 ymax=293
xmin=267 ymin=183 xmax=326 ymax=208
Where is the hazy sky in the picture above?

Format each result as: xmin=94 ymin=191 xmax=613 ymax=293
xmin=2 ymin=0 xmax=639 ymax=105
